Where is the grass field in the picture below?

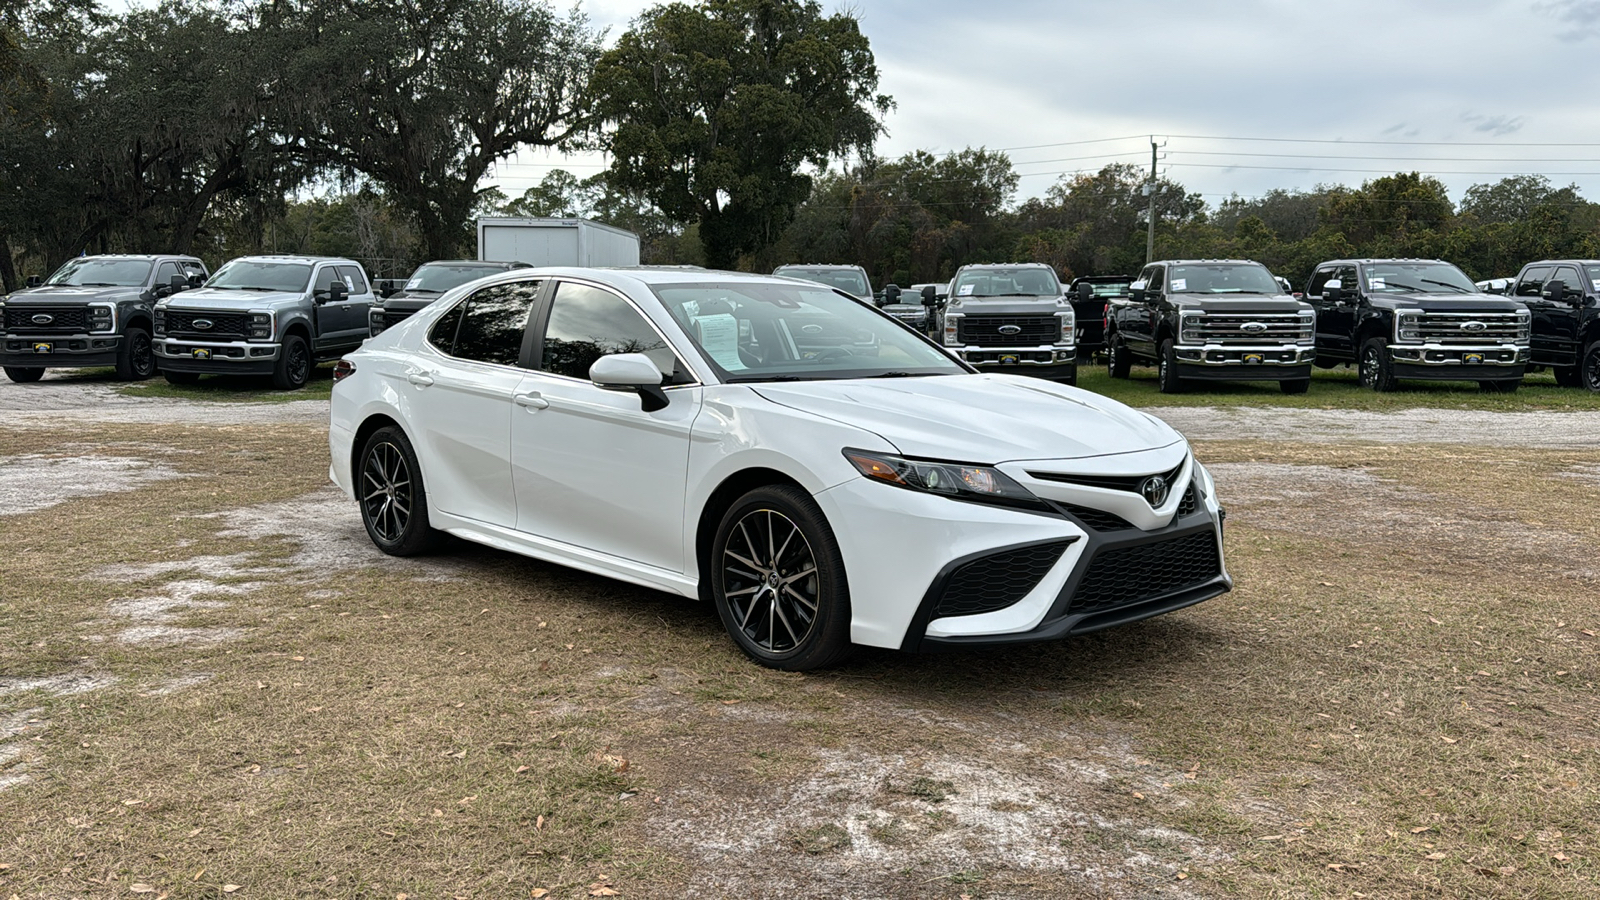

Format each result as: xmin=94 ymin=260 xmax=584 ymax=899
xmin=1 ymin=406 xmax=1595 ymax=897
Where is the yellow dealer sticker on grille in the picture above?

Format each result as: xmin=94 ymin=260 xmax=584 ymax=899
xmin=192 ymin=348 xmax=212 ymax=360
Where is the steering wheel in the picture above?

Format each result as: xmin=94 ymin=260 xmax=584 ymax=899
xmin=809 ymin=347 xmax=855 ymax=362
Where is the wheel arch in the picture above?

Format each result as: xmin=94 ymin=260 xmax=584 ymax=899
xmin=694 ymin=467 xmax=808 ymax=602
xmin=349 ymin=412 xmax=412 ymax=495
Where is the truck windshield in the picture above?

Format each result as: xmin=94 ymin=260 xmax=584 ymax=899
xmin=1082 ymin=281 xmax=1131 ymax=298
xmin=1363 ymin=262 xmax=1477 ymax=294
xmin=652 ymin=281 xmax=964 ymax=383
xmin=206 ymin=261 xmax=313 ymax=292
xmin=405 ymin=263 xmax=505 ymax=293
xmin=774 ymin=267 xmax=871 ymax=299
xmin=953 ymin=268 xmax=1060 ymax=298
xmin=45 ymin=258 xmax=153 ymax=287
xmin=1168 ymin=265 xmax=1281 ymax=294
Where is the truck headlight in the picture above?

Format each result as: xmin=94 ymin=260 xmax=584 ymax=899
xmin=1516 ymin=309 xmax=1531 ymax=342
xmin=0 ymin=300 xmax=7 ymax=336
xmin=844 ymin=448 xmax=1047 ymax=511
xmin=1298 ymin=311 xmax=1316 ymax=344
xmin=1179 ymin=312 xmax=1205 ymax=344
xmin=943 ymin=313 xmax=962 ymax=347
xmin=153 ymin=306 xmax=166 ymax=336
xmin=248 ymin=312 xmax=273 ymax=341
xmin=1055 ymin=308 xmax=1076 ymax=345
xmin=89 ymin=303 xmax=115 ymax=333
xmin=1395 ymin=311 xmax=1422 ymax=343
xmin=369 ymin=307 xmax=387 ymax=336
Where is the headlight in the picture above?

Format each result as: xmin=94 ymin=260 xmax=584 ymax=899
xmin=1298 ymin=311 xmax=1316 ymax=345
xmin=943 ymin=313 xmax=962 ymax=346
xmin=153 ymin=306 xmax=166 ymax=336
xmin=1516 ymin=308 xmax=1531 ymax=342
xmin=844 ymin=448 xmax=1045 ymax=510
xmin=89 ymin=303 xmax=115 ymax=333
xmin=1179 ymin=312 xmax=1205 ymax=344
xmin=1395 ymin=310 xmax=1422 ymax=343
xmin=369 ymin=307 xmax=387 ymax=335
xmin=1055 ymin=308 xmax=1075 ymax=345
xmin=0 ymin=300 xmax=7 ymax=335
xmin=248 ymin=312 xmax=273 ymax=341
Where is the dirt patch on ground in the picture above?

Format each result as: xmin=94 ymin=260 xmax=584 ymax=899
xmin=0 ymin=377 xmax=325 ymax=426
xmin=0 ymin=453 xmax=185 ymax=515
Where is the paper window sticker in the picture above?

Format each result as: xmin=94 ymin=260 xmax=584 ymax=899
xmin=1170 ymin=278 xmax=1186 ymax=291
xmin=344 ymin=276 xmax=355 ymax=290
xmin=1590 ymin=279 xmax=1600 ymax=291
xmin=1370 ymin=277 xmax=1385 ymax=289
xmin=958 ymin=284 xmax=975 ymax=296
xmin=406 ymin=278 xmax=422 ymax=289
xmin=692 ymin=313 xmax=745 ymax=370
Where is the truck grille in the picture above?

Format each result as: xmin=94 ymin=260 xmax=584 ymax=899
xmin=167 ymin=311 xmax=249 ymax=340
xmin=1190 ymin=313 xmax=1312 ymax=343
xmin=932 ymin=541 xmax=1072 ymax=617
xmin=4 ymin=306 xmax=90 ymax=333
xmin=1069 ymin=530 xmax=1221 ymax=616
xmin=958 ymin=315 xmax=1059 ymax=346
xmin=1409 ymin=312 xmax=1526 ymax=344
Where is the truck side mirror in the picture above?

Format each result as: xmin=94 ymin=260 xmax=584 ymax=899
xmin=883 ymin=284 xmax=901 ymax=306
xmin=1128 ymin=280 xmax=1147 ymax=302
xmin=170 ymin=274 xmax=189 ymax=295
xmin=188 ymin=273 xmax=205 ymax=287
xmin=25 ymin=275 xmax=42 ymax=288
xmin=1542 ymin=279 xmax=1566 ymax=302
xmin=1322 ymin=279 xmax=1343 ymax=303
xmin=327 ymin=281 xmax=348 ymax=304
xmin=1076 ymin=282 xmax=1095 ymax=301
xmin=920 ymin=285 xmax=937 ymax=306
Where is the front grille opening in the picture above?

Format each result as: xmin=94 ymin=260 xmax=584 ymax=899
xmin=1028 ymin=461 xmax=1185 ymax=493
xmin=932 ymin=541 xmax=1072 ymax=618
xmin=1176 ymin=486 xmax=1197 ymax=517
xmin=5 ymin=307 xmax=90 ymax=333
xmin=1069 ymin=531 xmax=1220 ymax=617
xmin=958 ymin=315 xmax=1059 ymax=346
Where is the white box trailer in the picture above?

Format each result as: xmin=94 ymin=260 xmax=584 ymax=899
xmin=476 ymin=217 xmax=641 ymax=267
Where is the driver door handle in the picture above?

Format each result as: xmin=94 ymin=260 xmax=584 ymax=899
xmin=515 ymin=392 xmax=549 ymax=410
xmin=407 ymin=372 xmax=435 ymax=387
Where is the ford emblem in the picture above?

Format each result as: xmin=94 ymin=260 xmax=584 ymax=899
xmin=193 ymin=318 xmax=214 ymax=330
xmin=998 ymin=324 xmax=1023 ymax=335
xmin=31 ymin=314 xmax=53 ymax=325
xmin=1461 ymin=321 xmax=1487 ymax=332
xmin=1140 ymin=474 xmax=1170 ymax=508
xmin=1241 ymin=321 xmax=1268 ymax=333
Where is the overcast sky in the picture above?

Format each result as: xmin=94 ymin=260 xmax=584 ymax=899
xmin=494 ymin=0 xmax=1600 ymax=209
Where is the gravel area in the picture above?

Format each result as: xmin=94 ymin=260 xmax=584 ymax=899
xmin=0 ymin=377 xmax=326 ymax=426
xmin=1149 ymin=405 xmax=1600 ymax=448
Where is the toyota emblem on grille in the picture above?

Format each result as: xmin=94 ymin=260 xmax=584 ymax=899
xmin=1140 ymin=474 xmax=1170 ymax=507
xmin=1241 ymin=321 xmax=1268 ymax=333
xmin=998 ymin=324 xmax=1023 ymax=335
xmin=1460 ymin=321 xmax=1487 ymax=332
xmin=193 ymin=318 xmax=214 ymax=330
xmin=31 ymin=314 xmax=53 ymax=325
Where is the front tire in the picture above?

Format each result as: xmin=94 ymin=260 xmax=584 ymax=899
xmin=711 ymin=485 xmax=851 ymax=671
xmin=163 ymin=371 xmax=201 ymax=385
xmin=1359 ymin=337 xmax=1398 ymax=392
xmin=1106 ymin=334 xmax=1131 ymax=379
xmin=1553 ymin=365 xmax=1582 ymax=388
xmin=3 ymin=367 xmax=44 ymax=384
xmin=115 ymin=326 xmax=156 ymax=381
xmin=1156 ymin=339 xmax=1184 ymax=394
xmin=272 ymin=334 xmax=311 ymax=390
xmin=1279 ymin=378 xmax=1310 ymax=395
xmin=1583 ymin=343 xmax=1600 ymax=393
xmin=1479 ymin=380 xmax=1519 ymax=393
xmin=358 ymin=425 xmax=439 ymax=556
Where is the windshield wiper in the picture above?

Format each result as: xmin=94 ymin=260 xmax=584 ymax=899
xmin=860 ymin=371 xmax=933 ymax=379
xmin=72 ymin=282 xmax=119 ymax=287
xmin=726 ymin=375 xmax=808 ymax=383
xmin=1421 ymin=279 xmax=1472 ymax=293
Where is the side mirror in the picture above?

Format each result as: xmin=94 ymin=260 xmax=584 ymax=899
xmin=590 ymin=352 xmax=669 ymax=412
xmin=1322 ymin=279 xmax=1343 ymax=303
xmin=884 ymin=284 xmax=901 ymax=305
xmin=1076 ymin=282 xmax=1095 ymax=301
xmin=188 ymin=273 xmax=205 ymax=287
xmin=325 ymin=281 xmax=348 ymax=304
xmin=25 ymin=275 xmax=42 ymax=288
xmin=1129 ymin=280 xmax=1147 ymax=302
xmin=920 ymin=285 xmax=937 ymax=306
xmin=170 ymin=273 xmax=188 ymax=295
xmin=1542 ymin=280 xmax=1567 ymax=302
xmin=376 ymin=279 xmax=398 ymax=299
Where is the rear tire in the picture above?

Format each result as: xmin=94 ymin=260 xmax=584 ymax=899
xmin=1358 ymin=337 xmax=1397 ymax=392
xmin=1279 ymin=378 xmax=1310 ymax=395
xmin=3 ymin=367 xmax=44 ymax=384
xmin=1106 ymin=333 xmax=1131 ymax=379
xmin=357 ymin=425 xmax=440 ymax=556
xmin=1157 ymin=339 xmax=1184 ymax=394
xmin=272 ymin=334 xmax=311 ymax=390
xmin=163 ymin=371 xmax=201 ymax=385
xmin=114 ymin=326 xmax=156 ymax=381
xmin=711 ymin=484 xmax=851 ymax=671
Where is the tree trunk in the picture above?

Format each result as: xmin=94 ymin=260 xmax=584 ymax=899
xmin=0 ymin=228 xmax=16 ymax=294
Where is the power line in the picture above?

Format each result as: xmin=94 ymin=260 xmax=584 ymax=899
xmin=1175 ymin=149 xmax=1600 ymax=163
xmin=1165 ymin=133 xmax=1600 ymax=148
xmin=1170 ymin=161 xmax=1600 ymax=176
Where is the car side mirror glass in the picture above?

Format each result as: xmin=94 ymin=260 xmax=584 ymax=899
xmin=1129 ymin=280 xmax=1147 ymax=302
xmin=920 ymin=285 xmax=937 ymax=305
xmin=25 ymin=275 xmax=42 ymax=288
xmin=884 ymin=284 xmax=901 ymax=304
xmin=1322 ymin=279 xmax=1343 ymax=303
xmin=170 ymin=273 xmax=188 ymax=294
xmin=1542 ymin=279 xmax=1566 ymax=302
xmin=1076 ymin=282 xmax=1095 ymax=301
xmin=326 ymin=281 xmax=348 ymax=304
xmin=590 ymin=352 xmax=670 ymax=412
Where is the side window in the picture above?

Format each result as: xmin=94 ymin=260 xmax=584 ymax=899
xmin=181 ymin=261 xmax=207 ymax=282
xmin=428 ymin=303 xmax=465 ymax=354
xmin=451 ymin=281 xmax=542 ymax=367
xmin=1514 ymin=266 xmax=1552 ymax=297
xmin=336 ymin=265 xmax=369 ymax=295
xmin=540 ymin=281 xmax=685 ymax=382
xmin=1336 ymin=265 xmax=1358 ymax=293
xmin=1552 ymin=266 xmax=1582 ymax=294
xmin=1145 ymin=266 xmax=1165 ymax=293
xmin=1306 ymin=268 xmax=1333 ymax=297
xmin=155 ymin=261 xmax=182 ymax=286
xmin=312 ymin=266 xmax=339 ymax=296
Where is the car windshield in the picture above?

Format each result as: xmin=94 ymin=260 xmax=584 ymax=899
xmin=1168 ymin=264 xmax=1281 ymax=294
xmin=953 ymin=268 xmax=1059 ymax=298
xmin=45 ymin=258 xmax=153 ymax=287
xmin=205 ymin=261 xmax=313 ymax=292
xmin=775 ymin=267 xmax=871 ymax=299
xmin=652 ymin=282 xmax=965 ymax=383
xmin=1585 ymin=266 xmax=1600 ymax=286
xmin=406 ymin=263 xmax=504 ymax=293
xmin=1363 ymin=262 xmax=1477 ymax=294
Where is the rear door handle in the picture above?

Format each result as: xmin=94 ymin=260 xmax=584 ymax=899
xmin=406 ymin=372 xmax=435 ymax=386
xmin=515 ymin=392 xmax=549 ymax=410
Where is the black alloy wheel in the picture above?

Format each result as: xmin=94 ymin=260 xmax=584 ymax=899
xmin=115 ymin=326 xmax=156 ymax=380
xmin=712 ymin=485 xmax=850 ymax=671
xmin=1156 ymin=339 xmax=1184 ymax=394
xmin=273 ymin=334 xmax=311 ymax=390
xmin=1106 ymin=334 xmax=1131 ymax=378
xmin=358 ymin=425 xmax=438 ymax=556
xmin=1582 ymin=343 xmax=1600 ymax=393
xmin=1359 ymin=337 xmax=1397 ymax=392
xmin=3 ymin=367 xmax=44 ymax=383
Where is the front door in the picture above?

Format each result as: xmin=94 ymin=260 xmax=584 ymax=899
xmin=510 ymin=280 xmax=700 ymax=573
xmin=1530 ymin=265 xmax=1582 ymax=368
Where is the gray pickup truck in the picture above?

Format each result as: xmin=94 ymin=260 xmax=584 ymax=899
xmin=940 ymin=263 xmax=1078 ymax=384
xmin=369 ymin=259 xmax=526 ymax=337
xmin=0 ymin=254 xmax=208 ymax=383
xmin=153 ymin=255 xmax=374 ymax=390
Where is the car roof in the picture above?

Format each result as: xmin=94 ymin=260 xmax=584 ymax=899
xmin=773 ymin=263 xmax=865 ymax=270
xmin=231 ymin=254 xmax=363 ymax=266
xmin=956 ymin=262 xmax=1054 ymax=270
xmin=69 ymin=254 xmax=202 ymax=262
xmin=1153 ymin=259 xmax=1265 ymax=266
xmin=1517 ymin=259 xmax=1600 ymax=266
xmin=498 ymin=266 xmax=824 ymax=292
xmin=1319 ymin=258 xmax=1455 ymax=266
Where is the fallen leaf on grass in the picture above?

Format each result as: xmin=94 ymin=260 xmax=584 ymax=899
xmin=1327 ymin=864 xmax=1357 ymax=872
xmin=515 ymin=765 xmax=532 ymax=774
xmin=1257 ymin=835 xmax=1283 ymax=842
xmin=130 ymin=886 xmax=156 ymax=894
xmin=1440 ymin=737 xmax=1459 ymax=744
xmin=1581 ymin=630 xmax=1596 ymax=637
xmin=222 ymin=886 xmax=241 ymax=894
xmin=458 ymin=796 xmax=476 ymax=805
xmin=1176 ymin=872 xmax=1188 ymax=881
xmin=535 ymin=815 xmax=545 ymax=831
xmin=122 ymin=799 xmax=144 ymax=806
xmin=1411 ymin=826 xmax=1431 ymax=834
xmin=1425 ymin=852 xmax=1447 ymax=860
xmin=192 ymin=869 xmax=204 ymax=881
xmin=588 ymin=886 xmax=619 ymax=897
xmin=531 ymin=891 xmax=549 ymax=899
xmin=1131 ymin=791 xmax=1145 ymax=800
xmin=1552 ymin=852 xmax=1570 ymax=862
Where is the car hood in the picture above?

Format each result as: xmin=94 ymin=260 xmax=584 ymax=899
xmin=5 ymin=285 xmax=141 ymax=303
xmin=1369 ymin=293 xmax=1526 ymax=312
xmin=377 ymin=292 xmax=444 ymax=312
xmin=165 ymin=288 xmax=303 ymax=309
xmin=751 ymin=374 xmax=1183 ymax=463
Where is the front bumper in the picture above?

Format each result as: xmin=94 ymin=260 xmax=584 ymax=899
xmin=1173 ymin=343 xmax=1314 ymax=381
xmin=952 ymin=344 xmax=1076 ymax=370
xmin=0 ymin=333 xmax=122 ymax=368
xmin=1388 ymin=343 xmax=1528 ymax=381
xmin=155 ymin=337 xmax=280 ymax=375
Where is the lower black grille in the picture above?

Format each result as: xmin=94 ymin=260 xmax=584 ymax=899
xmin=168 ymin=311 xmax=249 ymax=340
xmin=959 ymin=315 xmax=1059 ymax=346
xmin=5 ymin=306 xmax=90 ymax=333
xmin=933 ymin=541 xmax=1072 ymax=617
xmin=1070 ymin=531 xmax=1220 ymax=616
xmin=1177 ymin=486 xmax=1197 ymax=517
xmin=1057 ymin=503 xmax=1133 ymax=532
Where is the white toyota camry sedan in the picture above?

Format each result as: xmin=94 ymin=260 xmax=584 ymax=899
xmin=328 ymin=267 xmax=1231 ymax=670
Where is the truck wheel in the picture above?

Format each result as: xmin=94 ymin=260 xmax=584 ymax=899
xmin=1358 ymin=337 xmax=1398 ymax=392
xmin=164 ymin=371 xmax=201 ymax=385
xmin=1106 ymin=334 xmax=1131 ymax=379
xmin=1479 ymin=380 xmax=1519 ymax=393
xmin=1279 ymin=378 xmax=1310 ymax=395
xmin=358 ymin=425 xmax=440 ymax=556
xmin=1582 ymin=343 xmax=1600 ymax=393
xmin=272 ymin=334 xmax=311 ymax=390
xmin=1056 ymin=367 xmax=1078 ymax=387
xmin=3 ymin=367 xmax=44 ymax=384
xmin=114 ymin=326 xmax=156 ymax=381
xmin=1157 ymin=340 xmax=1184 ymax=394
xmin=1553 ymin=365 xmax=1582 ymax=388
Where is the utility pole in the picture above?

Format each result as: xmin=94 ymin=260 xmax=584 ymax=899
xmin=1145 ymin=137 xmax=1157 ymax=264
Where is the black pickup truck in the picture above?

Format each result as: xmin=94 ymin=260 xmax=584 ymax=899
xmin=0 ymin=254 xmax=207 ymax=383
xmin=1106 ymin=259 xmax=1316 ymax=393
xmin=1066 ymin=275 xmax=1130 ymax=357
xmin=1304 ymin=259 xmax=1529 ymax=392
xmin=369 ymin=260 xmax=527 ymax=337
xmin=1504 ymin=260 xmax=1600 ymax=391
